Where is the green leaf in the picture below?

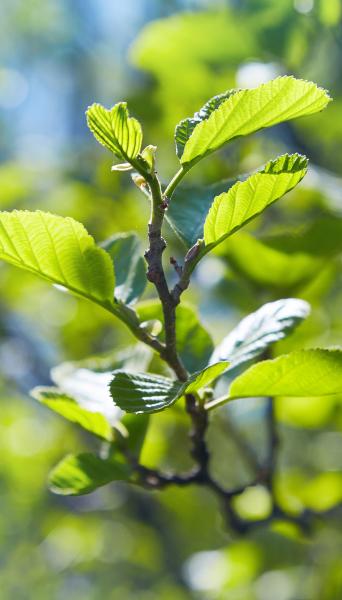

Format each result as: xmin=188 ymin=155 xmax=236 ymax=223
xmin=210 ymin=298 xmax=310 ymax=368
xmin=49 ymin=453 xmax=131 ymax=496
xmin=204 ymin=154 xmax=308 ymax=249
xmin=0 ymin=210 xmax=115 ymax=305
xmin=181 ymin=77 xmax=331 ymax=166
xmin=230 ymin=349 xmax=342 ymax=399
xmin=50 ymin=363 xmax=121 ymax=426
xmin=86 ymin=102 xmax=143 ymax=162
xmin=31 ymin=387 xmax=114 ymax=441
xmin=136 ymin=300 xmax=213 ymax=372
xmin=216 ymin=231 xmax=321 ymax=290
xmin=110 ymin=361 xmax=228 ymax=413
xmin=120 ymin=413 xmax=150 ymax=457
xmin=167 ymin=177 xmax=237 ymax=248
xmin=175 ymin=90 xmax=236 ymax=159
xmin=101 ymin=232 xmax=146 ymax=304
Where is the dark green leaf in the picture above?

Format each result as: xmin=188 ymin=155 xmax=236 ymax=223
xmin=101 ymin=232 xmax=146 ymax=304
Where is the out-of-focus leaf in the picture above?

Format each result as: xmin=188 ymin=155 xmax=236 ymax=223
xmin=210 ymin=298 xmax=310 ymax=367
xmin=137 ymin=300 xmax=213 ymax=372
xmin=204 ymin=154 xmax=308 ymax=250
xmin=230 ymin=349 xmax=342 ymax=399
xmin=120 ymin=413 xmax=150 ymax=457
xmin=110 ymin=361 xmax=228 ymax=413
xmin=181 ymin=77 xmax=331 ymax=166
xmin=101 ymin=232 xmax=146 ymax=304
xmin=49 ymin=453 xmax=131 ymax=496
xmin=0 ymin=210 xmax=115 ymax=304
xmin=86 ymin=102 xmax=143 ymax=162
xmin=216 ymin=231 xmax=321 ymax=290
xmin=31 ymin=387 xmax=114 ymax=441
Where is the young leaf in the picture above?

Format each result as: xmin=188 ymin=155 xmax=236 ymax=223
xmin=230 ymin=349 xmax=342 ymax=399
xmin=49 ymin=453 xmax=131 ymax=496
xmin=101 ymin=232 xmax=146 ymax=305
xmin=204 ymin=154 xmax=308 ymax=249
xmin=51 ymin=363 xmax=121 ymax=426
xmin=136 ymin=300 xmax=213 ymax=372
xmin=175 ymin=90 xmax=236 ymax=159
xmin=31 ymin=387 xmax=114 ymax=441
xmin=210 ymin=298 xmax=310 ymax=368
xmin=86 ymin=102 xmax=143 ymax=162
xmin=181 ymin=77 xmax=331 ymax=166
xmin=110 ymin=361 xmax=228 ymax=413
xmin=0 ymin=210 xmax=115 ymax=304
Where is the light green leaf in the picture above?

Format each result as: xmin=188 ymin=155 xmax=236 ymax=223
xmin=175 ymin=90 xmax=236 ymax=159
xmin=0 ymin=210 xmax=115 ymax=304
xmin=216 ymin=231 xmax=321 ymax=291
xmin=136 ymin=300 xmax=213 ymax=372
xmin=49 ymin=453 xmax=131 ymax=496
xmin=120 ymin=413 xmax=150 ymax=457
xmin=204 ymin=154 xmax=308 ymax=249
xmin=181 ymin=76 xmax=331 ymax=165
xmin=110 ymin=361 xmax=228 ymax=413
xmin=86 ymin=102 xmax=143 ymax=162
xmin=101 ymin=232 xmax=146 ymax=304
xmin=167 ymin=177 xmax=237 ymax=248
xmin=31 ymin=387 xmax=114 ymax=441
xmin=230 ymin=349 xmax=342 ymax=399
xmin=210 ymin=298 xmax=310 ymax=368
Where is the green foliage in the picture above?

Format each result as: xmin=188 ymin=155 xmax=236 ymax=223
xmin=86 ymin=102 xmax=143 ymax=163
xmin=203 ymin=154 xmax=308 ymax=249
xmin=110 ymin=362 xmax=228 ymax=413
xmin=0 ymin=210 xmax=115 ymax=304
xmin=49 ymin=452 xmax=132 ymax=495
xmin=179 ymin=77 xmax=331 ymax=166
xmin=210 ymin=298 xmax=310 ymax=367
xmin=230 ymin=349 xmax=342 ymax=399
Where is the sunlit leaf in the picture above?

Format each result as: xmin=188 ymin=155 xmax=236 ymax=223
xmin=230 ymin=349 xmax=342 ymax=399
xmin=175 ymin=90 xmax=236 ymax=158
xmin=31 ymin=387 xmax=114 ymax=441
xmin=49 ymin=453 xmax=131 ymax=495
xmin=101 ymin=232 xmax=146 ymax=304
xmin=210 ymin=298 xmax=310 ymax=367
xmin=0 ymin=210 xmax=115 ymax=304
xmin=86 ymin=102 xmax=143 ymax=162
xmin=204 ymin=154 xmax=308 ymax=249
xmin=181 ymin=77 xmax=331 ymax=165
xmin=110 ymin=361 xmax=228 ymax=413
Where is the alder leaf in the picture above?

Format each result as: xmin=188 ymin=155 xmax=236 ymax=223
xmin=31 ymin=387 xmax=114 ymax=441
xmin=181 ymin=76 xmax=331 ymax=166
xmin=204 ymin=154 xmax=308 ymax=250
xmin=49 ymin=453 xmax=132 ymax=496
xmin=110 ymin=361 xmax=228 ymax=413
xmin=0 ymin=210 xmax=115 ymax=305
xmin=210 ymin=298 xmax=310 ymax=368
xmin=175 ymin=90 xmax=236 ymax=159
xmin=86 ymin=102 xmax=143 ymax=162
xmin=101 ymin=232 xmax=146 ymax=304
xmin=230 ymin=349 xmax=342 ymax=399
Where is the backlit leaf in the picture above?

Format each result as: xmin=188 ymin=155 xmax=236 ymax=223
xmin=101 ymin=232 xmax=146 ymax=304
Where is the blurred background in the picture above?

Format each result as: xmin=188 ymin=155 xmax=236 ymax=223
xmin=1 ymin=0 xmax=342 ymax=598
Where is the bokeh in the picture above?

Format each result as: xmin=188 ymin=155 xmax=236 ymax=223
xmin=0 ymin=0 xmax=342 ymax=598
